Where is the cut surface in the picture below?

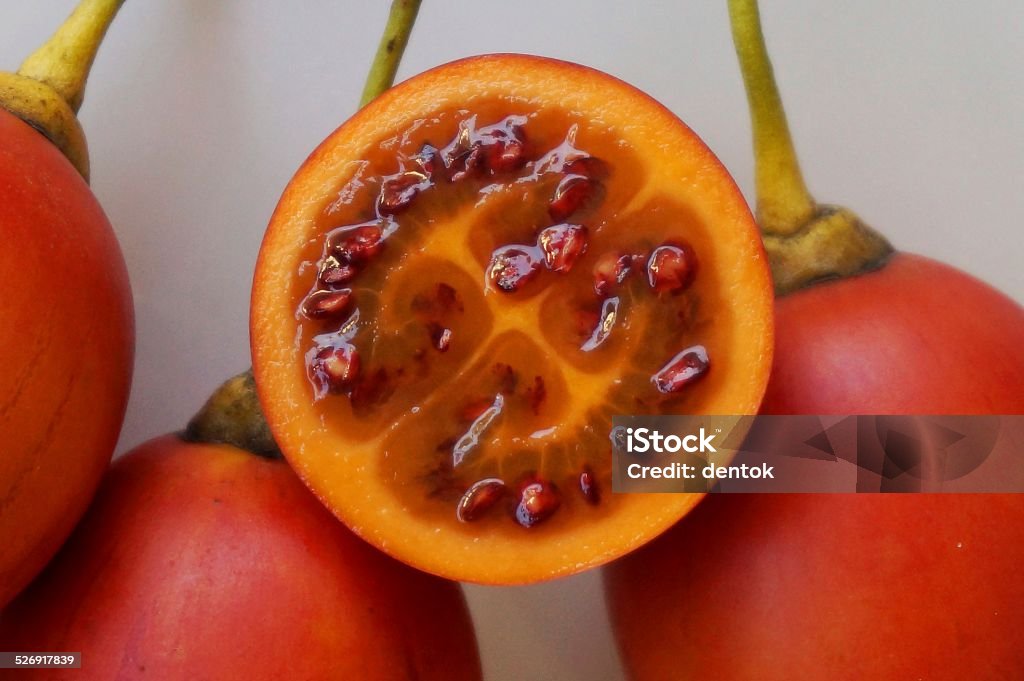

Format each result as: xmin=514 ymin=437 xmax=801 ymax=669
xmin=251 ymin=54 xmax=773 ymax=584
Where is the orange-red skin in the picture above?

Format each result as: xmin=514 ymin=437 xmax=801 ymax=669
xmin=0 ymin=109 xmax=133 ymax=607
xmin=606 ymin=493 xmax=1024 ymax=681
xmin=606 ymin=253 xmax=1024 ymax=679
xmin=763 ymin=253 xmax=1024 ymax=415
xmin=0 ymin=435 xmax=482 ymax=680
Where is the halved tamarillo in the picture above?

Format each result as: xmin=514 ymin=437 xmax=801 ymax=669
xmin=251 ymin=54 xmax=774 ymax=584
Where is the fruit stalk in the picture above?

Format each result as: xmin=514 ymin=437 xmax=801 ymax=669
xmin=360 ymin=0 xmax=422 ymax=107
xmin=0 ymin=0 xmax=125 ymax=179
xmin=184 ymin=369 xmax=279 ymax=457
xmin=726 ymin=0 xmax=813 ymax=237
xmin=727 ymin=0 xmax=892 ymax=295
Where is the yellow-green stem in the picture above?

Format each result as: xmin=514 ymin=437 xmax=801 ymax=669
xmin=18 ymin=0 xmax=125 ymax=114
xmin=727 ymin=0 xmax=893 ymax=295
xmin=360 ymin=0 xmax=422 ymax=107
xmin=727 ymin=0 xmax=815 ymax=236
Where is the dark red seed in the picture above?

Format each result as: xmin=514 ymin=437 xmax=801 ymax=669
xmin=457 ymin=478 xmax=507 ymax=523
xmin=515 ymin=475 xmax=561 ymax=528
xmin=436 ymin=436 xmax=458 ymax=453
xmin=301 ymin=288 xmax=353 ymax=320
xmin=428 ymin=323 xmax=452 ymax=352
xmin=436 ymin=282 xmax=461 ymax=313
xmin=549 ymin=175 xmax=594 ymax=221
xmin=564 ymin=156 xmax=607 ymax=179
xmin=576 ymin=307 xmax=602 ymax=341
xmin=647 ymin=243 xmax=698 ymax=294
xmin=487 ymin=245 xmax=543 ymax=292
xmin=579 ymin=467 xmax=600 ymax=504
xmin=538 ymin=223 xmax=588 ymax=273
xmin=308 ymin=344 xmax=360 ymax=395
xmin=485 ymin=137 xmax=526 ymax=173
xmin=378 ymin=171 xmax=429 ymax=215
xmin=593 ymin=252 xmax=634 ymax=296
xmin=330 ymin=223 xmax=386 ymax=264
xmin=492 ymin=363 xmax=519 ymax=394
xmin=319 ymin=258 xmax=359 ymax=287
xmin=581 ymin=297 xmax=619 ymax=352
xmin=413 ymin=144 xmax=439 ymax=176
xmin=526 ymin=375 xmax=547 ymax=415
xmin=652 ymin=345 xmax=710 ymax=393
xmin=451 ymin=144 xmax=486 ymax=182
xmin=349 ymin=367 xmax=393 ymax=410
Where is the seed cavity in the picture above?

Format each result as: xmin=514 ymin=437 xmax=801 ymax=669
xmin=581 ymin=297 xmax=620 ymax=352
xmin=457 ymin=478 xmax=507 ymax=523
xmin=647 ymin=242 xmax=698 ymax=294
xmin=538 ymin=223 xmax=588 ymax=273
xmin=487 ymin=245 xmax=543 ymax=292
xmin=652 ymin=344 xmax=710 ymax=393
xmin=515 ymin=475 xmax=561 ymax=528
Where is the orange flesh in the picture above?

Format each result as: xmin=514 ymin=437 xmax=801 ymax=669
xmin=252 ymin=55 xmax=773 ymax=583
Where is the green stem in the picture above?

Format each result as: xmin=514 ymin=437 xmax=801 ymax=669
xmin=359 ymin=0 xmax=422 ymax=107
xmin=17 ymin=0 xmax=126 ymax=114
xmin=727 ymin=0 xmax=815 ymax=236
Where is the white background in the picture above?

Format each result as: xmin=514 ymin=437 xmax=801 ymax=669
xmin=4 ymin=2 xmax=1023 ymax=679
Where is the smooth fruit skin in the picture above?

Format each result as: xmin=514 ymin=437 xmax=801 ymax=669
xmin=606 ymin=253 xmax=1024 ymax=679
xmin=762 ymin=252 xmax=1024 ymax=415
xmin=606 ymin=493 xmax=1024 ymax=681
xmin=0 ymin=108 xmax=133 ymax=607
xmin=0 ymin=435 xmax=482 ymax=681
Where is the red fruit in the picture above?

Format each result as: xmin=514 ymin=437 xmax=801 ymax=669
xmin=0 ymin=113 xmax=132 ymax=607
xmin=0 ymin=436 xmax=482 ymax=680
xmin=763 ymin=254 xmax=1024 ymax=415
xmin=607 ymin=493 xmax=1024 ymax=681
